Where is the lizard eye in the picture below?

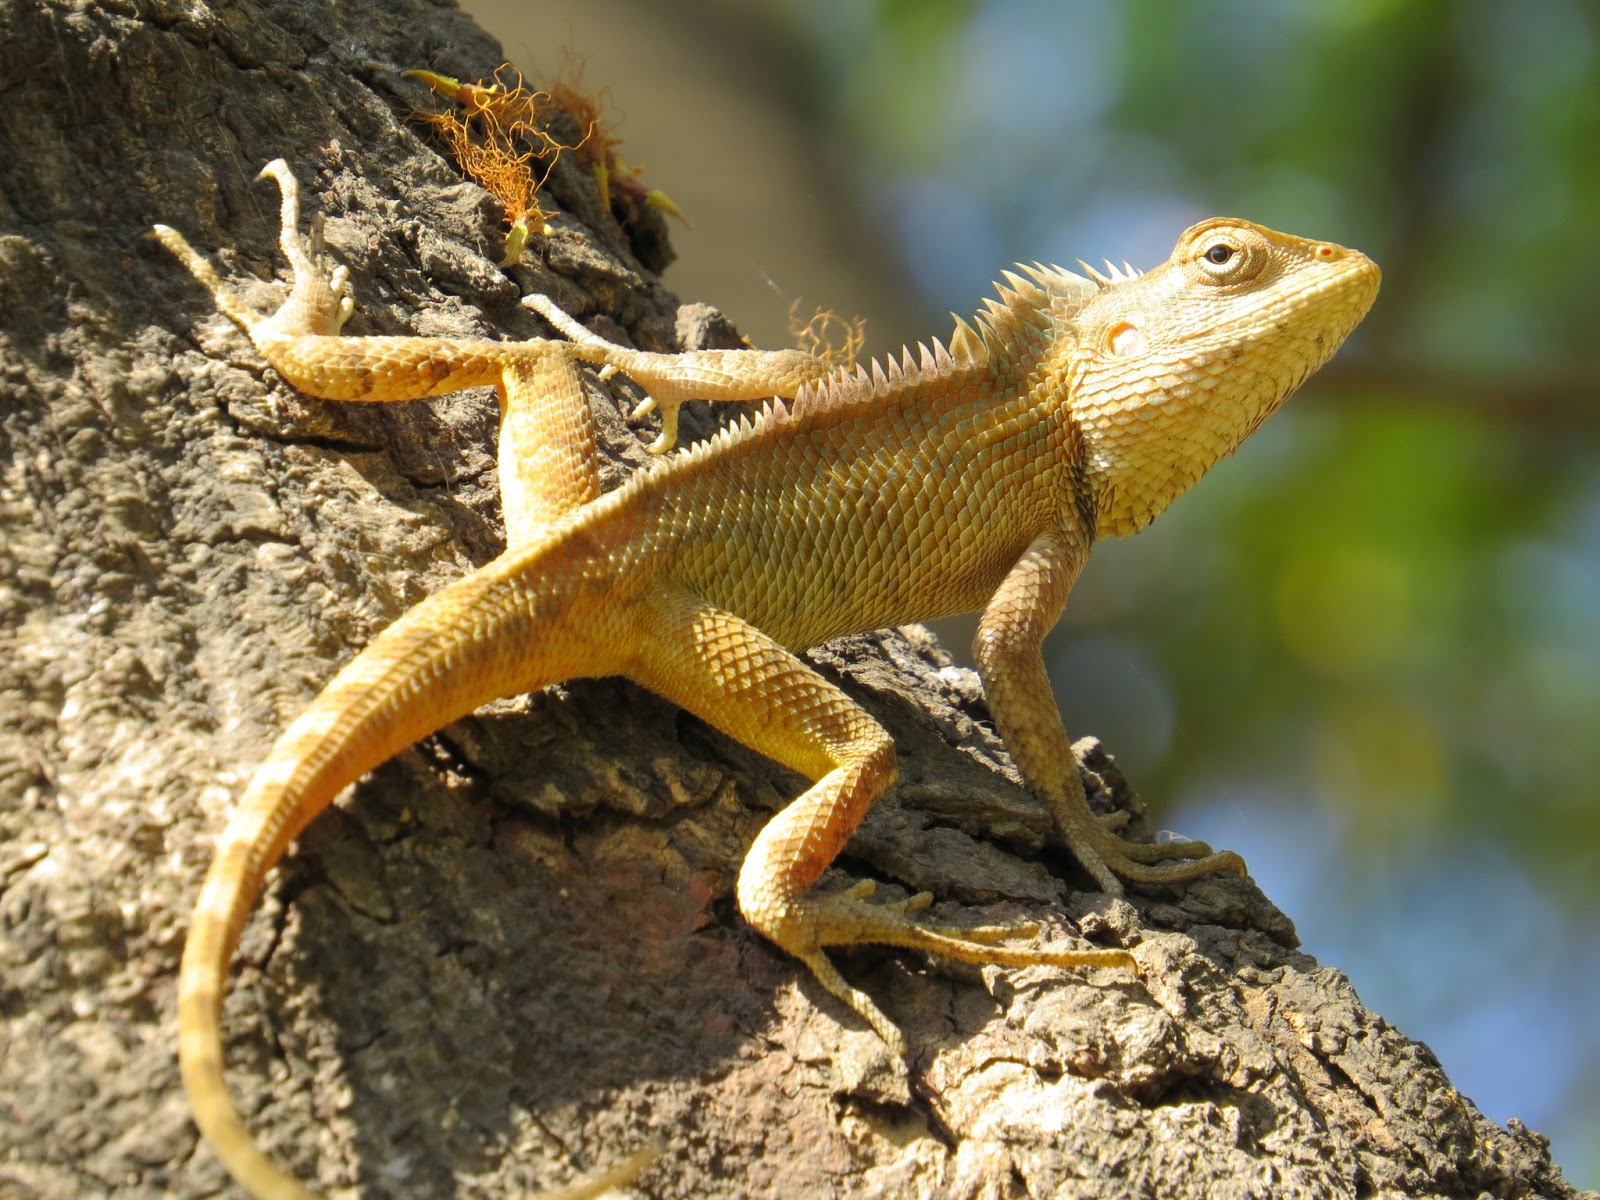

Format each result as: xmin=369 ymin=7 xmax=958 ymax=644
xmin=1196 ymin=236 xmax=1253 ymax=282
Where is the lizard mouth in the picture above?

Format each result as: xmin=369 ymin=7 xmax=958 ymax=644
xmin=1293 ymin=248 xmax=1382 ymax=336
xmin=1208 ymin=246 xmax=1380 ymax=375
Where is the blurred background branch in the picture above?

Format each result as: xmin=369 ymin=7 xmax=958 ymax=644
xmin=1320 ymin=362 xmax=1600 ymax=427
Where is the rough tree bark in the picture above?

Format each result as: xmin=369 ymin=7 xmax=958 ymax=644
xmin=0 ymin=1 xmax=1589 ymax=1198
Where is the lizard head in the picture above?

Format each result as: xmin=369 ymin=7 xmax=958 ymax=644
xmin=1065 ymin=217 xmax=1380 ymax=537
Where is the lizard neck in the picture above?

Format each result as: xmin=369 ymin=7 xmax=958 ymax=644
xmin=1067 ymin=351 xmax=1295 ymax=539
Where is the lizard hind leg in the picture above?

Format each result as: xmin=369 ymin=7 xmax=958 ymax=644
xmin=149 ymin=220 xmax=263 ymax=336
xmin=151 ymin=158 xmax=353 ymax=344
xmin=630 ymin=589 xmax=1134 ymax=1058
xmin=253 ymin=158 xmax=354 ymax=340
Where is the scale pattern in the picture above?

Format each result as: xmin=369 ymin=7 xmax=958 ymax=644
xmin=152 ymin=159 xmax=1380 ymax=1200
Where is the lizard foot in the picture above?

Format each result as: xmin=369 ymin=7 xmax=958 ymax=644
xmin=522 ymin=291 xmax=682 ymax=453
xmin=152 ymin=158 xmax=353 ymax=345
xmin=752 ymin=878 xmax=1135 ymax=1057
xmin=829 ymin=879 xmax=1030 ymax=944
xmin=252 ymin=158 xmax=354 ymax=340
xmin=1067 ymin=823 xmax=1247 ymax=896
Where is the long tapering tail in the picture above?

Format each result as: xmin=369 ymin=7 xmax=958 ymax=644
xmin=178 ymin=551 xmax=555 ymax=1199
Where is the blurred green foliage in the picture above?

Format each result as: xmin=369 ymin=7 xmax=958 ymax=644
xmin=771 ymin=0 xmax=1599 ymax=1184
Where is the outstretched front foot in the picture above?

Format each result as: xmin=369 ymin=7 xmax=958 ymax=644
xmin=521 ymin=289 xmax=836 ymax=454
xmin=747 ymin=876 xmax=1136 ymax=1057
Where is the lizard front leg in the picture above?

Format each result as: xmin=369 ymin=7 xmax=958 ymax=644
xmin=630 ymin=586 xmax=1134 ymax=1056
xmin=975 ymin=531 xmax=1247 ymax=895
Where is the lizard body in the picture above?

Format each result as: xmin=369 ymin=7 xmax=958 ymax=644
xmin=153 ymin=160 xmax=1379 ymax=1199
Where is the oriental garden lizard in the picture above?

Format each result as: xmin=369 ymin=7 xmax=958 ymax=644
xmin=153 ymin=159 xmax=1379 ymax=1200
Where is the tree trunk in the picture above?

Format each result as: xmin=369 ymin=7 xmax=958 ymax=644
xmin=0 ymin=1 xmax=1588 ymax=1197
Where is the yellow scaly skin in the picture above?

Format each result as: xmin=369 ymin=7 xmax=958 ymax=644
xmin=153 ymin=159 xmax=1380 ymax=1200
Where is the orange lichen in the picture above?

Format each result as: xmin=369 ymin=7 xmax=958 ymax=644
xmin=406 ymin=66 xmax=595 ymax=265
xmin=409 ymin=63 xmax=687 ymax=265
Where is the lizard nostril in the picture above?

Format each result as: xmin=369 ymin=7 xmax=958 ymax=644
xmin=1313 ymin=243 xmax=1338 ymax=261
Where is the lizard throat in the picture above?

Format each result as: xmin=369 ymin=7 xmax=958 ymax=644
xmin=1072 ymin=339 xmax=1322 ymax=538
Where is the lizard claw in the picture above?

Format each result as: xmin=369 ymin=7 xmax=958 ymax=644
xmin=153 ymin=159 xmax=356 ymax=347
xmin=1070 ymin=830 xmax=1248 ymax=896
xmin=542 ymin=1142 xmax=660 ymax=1200
xmin=834 ymin=879 xmax=933 ymax=916
xmin=751 ymin=880 xmax=1135 ymax=1058
xmin=641 ymin=400 xmax=681 ymax=454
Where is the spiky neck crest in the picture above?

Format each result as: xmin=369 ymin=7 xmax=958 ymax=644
xmin=1057 ymin=217 xmax=1381 ymax=538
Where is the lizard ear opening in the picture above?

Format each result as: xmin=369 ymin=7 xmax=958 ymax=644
xmin=1107 ymin=321 xmax=1145 ymax=357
